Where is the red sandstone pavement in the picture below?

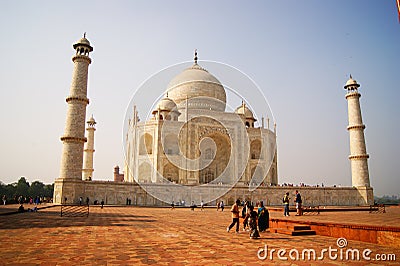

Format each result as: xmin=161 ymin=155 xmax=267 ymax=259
xmin=0 ymin=205 xmax=399 ymax=265
xmin=271 ymin=206 xmax=400 ymax=228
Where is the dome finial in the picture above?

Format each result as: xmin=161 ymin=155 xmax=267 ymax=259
xmin=349 ymin=74 xmax=352 ymax=79
xmin=166 ymin=91 xmax=169 ymax=98
xmin=84 ymin=32 xmax=86 ymax=38
xmin=194 ymin=49 xmax=198 ymax=64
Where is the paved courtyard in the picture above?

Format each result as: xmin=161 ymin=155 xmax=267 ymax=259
xmin=0 ymin=205 xmax=399 ymax=265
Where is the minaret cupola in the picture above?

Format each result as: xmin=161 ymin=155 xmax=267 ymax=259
xmin=73 ymin=33 xmax=93 ymax=57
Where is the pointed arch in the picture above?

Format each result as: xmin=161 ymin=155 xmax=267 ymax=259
xmin=139 ymin=133 xmax=153 ymax=155
xmin=163 ymin=162 xmax=179 ymax=183
xmin=138 ymin=162 xmax=152 ymax=182
xmin=250 ymin=139 xmax=261 ymax=159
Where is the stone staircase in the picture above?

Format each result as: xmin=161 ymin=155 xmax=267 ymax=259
xmin=273 ymin=224 xmax=316 ymax=236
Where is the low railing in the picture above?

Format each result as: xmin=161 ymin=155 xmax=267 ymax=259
xmin=61 ymin=204 xmax=89 ymax=217
xmin=369 ymin=204 xmax=385 ymax=214
xmin=301 ymin=206 xmax=320 ymax=215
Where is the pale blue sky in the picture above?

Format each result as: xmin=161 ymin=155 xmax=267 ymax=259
xmin=0 ymin=1 xmax=398 ymax=196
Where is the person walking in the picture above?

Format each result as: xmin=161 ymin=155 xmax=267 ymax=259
xmin=294 ymin=190 xmax=302 ymax=216
xmin=249 ymin=205 xmax=260 ymax=239
xmin=227 ymin=199 xmax=241 ymax=233
xmin=220 ymin=201 xmax=224 ymax=211
xmin=200 ymin=200 xmax=204 ymax=211
xmin=283 ymin=192 xmax=290 ymax=216
xmin=242 ymin=201 xmax=251 ymax=231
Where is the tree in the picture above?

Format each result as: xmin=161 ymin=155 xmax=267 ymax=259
xmin=28 ymin=181 xmax=44 ymax=197
xmin=43 ymin=184 xmax=54 ymax=198
xmin=0 ymin=178 xmax=54 ymax=203
xmin=15 ymin=177 xmax=29 ymax=197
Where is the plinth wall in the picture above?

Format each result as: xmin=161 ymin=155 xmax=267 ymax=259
xmin=54 ymin=179 xmax=373 ymax=206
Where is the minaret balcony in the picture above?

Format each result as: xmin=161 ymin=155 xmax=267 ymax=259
xmin=66 ymin=96 xmax=89 ymax=104
xmin=347 ymin=124 xmax=366 ymax=130
xmin=348 ymin=154 xmax=369 ymax=160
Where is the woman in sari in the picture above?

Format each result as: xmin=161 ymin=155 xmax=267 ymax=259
xmin=257 ymin=201 xmax=269 ymax=232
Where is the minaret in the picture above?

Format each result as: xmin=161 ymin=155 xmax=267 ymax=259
xmin=344 ymin=75 xmax=370 ymax=187
xmin=82 ymin=115 xmax=96 ymax=181
xmin=59 ymin=34 xmax=93 ymax=180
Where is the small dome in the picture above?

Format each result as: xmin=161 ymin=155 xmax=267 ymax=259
xmin=157 ymin=97 xmax=178 ymax=111
xmin=88 ymin=115 xmax=96 ymax=123
xmin=73 ymin=34 xmax=93 ymax=52
xmin=77 ymin=37 xmax=90 ymax=46
xmin=235 ymin=103 xmax=256 ymax=121
xmin=344 ymin=75 xmax=360 ymax=89
xmin=345 ymin=78 xmax=357 ymax=86
xmin=87 ymin=115 xmax=96 ymax=126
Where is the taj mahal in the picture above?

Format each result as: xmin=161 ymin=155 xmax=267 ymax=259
xmin=124 ymin=50 xmax=277 ymax=187
xmin=53 ymin=35 xmax=373 ymax=206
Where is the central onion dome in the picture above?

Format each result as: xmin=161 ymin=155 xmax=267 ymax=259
xmin=166 ymin=51 xmax=226 ymax=112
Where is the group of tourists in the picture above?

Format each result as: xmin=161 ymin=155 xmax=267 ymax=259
xmin=283 ymin=190 xmax=302 ymax=216
xmin=226 ymin=191 xmax=303 ymax=239
xmin=226 ymin=199 xmax=269 ymax=239
xmin=170 ymin=200 xmax=205 ymax=210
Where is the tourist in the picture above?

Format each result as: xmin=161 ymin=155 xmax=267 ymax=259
xmin=220 ymin=201 xmax=224 ymax=211
xmin=18 ymin=204 xmax=25 ymax=213
xmin=190 ymin=201 xmax=196 ymax=211
xmin=79 ymin=197 xmax=83 ymax=206
xmin=294 ymin=190 xmax=302 ymax=216
xmin=171 ymin=201 xmax=175 ymax=210
xmin=257 ymin=201 xmax=269 ymax=232
xmin=283 ymin=192 xmax=290 ymax=216
xmin=101 ymin=199 xmax=104 ymax=209
xmin=86 ymin=197 xmax=90 ymax=206
xmin=200 ymin=200 xmax=204 ymax=211
xmin=35 ymin=196 xmax=40 ymax=205
xmin=249 ymin=205 xmax=260 ymax=239
xmin=28 ymin=206 xmax=38 ymax=212
xmin=242 ymin=201 xmax=251 ymax=231
xmin=2 ymin=195 xmax=6 ymax=205
xmin=217 ymin=201 xmax=220 ymax=211
xmin=227 ymin=199 xmax=241 ymax=233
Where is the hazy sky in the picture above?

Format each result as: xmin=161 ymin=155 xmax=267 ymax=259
xmin=0 ymin=1 xmax=398 ymax=197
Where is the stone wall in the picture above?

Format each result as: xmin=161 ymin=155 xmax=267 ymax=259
xmin=54 ymin=179 xmax=373 ymax=206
